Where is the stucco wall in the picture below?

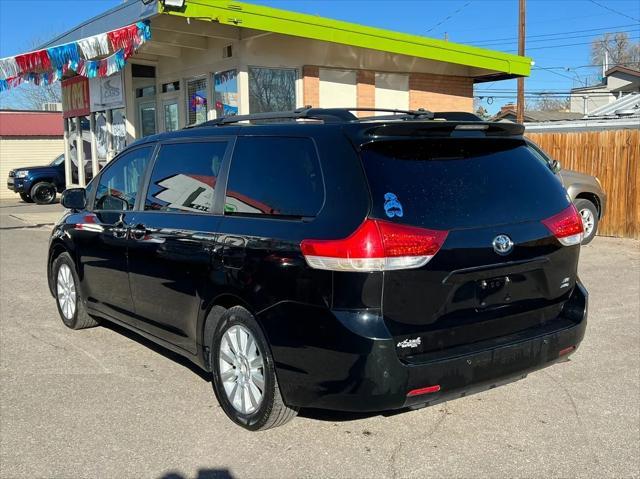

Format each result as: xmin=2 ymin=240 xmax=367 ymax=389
xmin=133 ymin=26 xmax=476 ymax=133
xmin=0 ymin=138 xmax=64 ymax=199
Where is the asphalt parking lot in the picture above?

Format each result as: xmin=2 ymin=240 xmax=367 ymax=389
xmin=1 ymin=199 xmax=639 ymax=479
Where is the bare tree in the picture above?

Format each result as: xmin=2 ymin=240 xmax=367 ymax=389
xmin=0 ymin=36 xmax=62 ymax=110
xmin=13 ymin=82 xmax=61 ymax=110
xmin=532 ymin=95 xmax=570 ymax=112
xmin=591 ymin=32 xmax=640 ymax=70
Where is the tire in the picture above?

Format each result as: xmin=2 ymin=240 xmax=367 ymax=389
xmin=30 ymin=182 xmax=57 ymax=205
xmin=19 ymin=193 xmax=34 ymax=203
xmin=210 ymin=306 xmax=298 ymax=431
xmin=574 ymin=198 xmax=599 ymax=245
xmin=51 ymin=252 xmax=99 ymax=330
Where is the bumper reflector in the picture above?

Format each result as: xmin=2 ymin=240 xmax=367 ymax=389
xmin=559 ymin=345 xmax=576 ymax=357
xmin=407 ymin=384 xmax=441 ymax=397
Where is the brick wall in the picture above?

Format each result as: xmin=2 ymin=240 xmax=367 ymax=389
xmin=356 ymin=70 xmax=375 ymax=115
xmin=302 ymin=65 xmax=320 ymax=107
xmin=409 ymin=73 xmax=474 ymax=112
xmin=303 ymin=66 xmax=474 ymax=112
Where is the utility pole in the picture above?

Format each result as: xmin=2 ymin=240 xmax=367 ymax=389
xmin=516 ymin=0 xmax=526 ymax=124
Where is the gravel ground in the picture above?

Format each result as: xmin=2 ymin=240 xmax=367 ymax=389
xmin=1 ymin=200 xmax=639 ymax=479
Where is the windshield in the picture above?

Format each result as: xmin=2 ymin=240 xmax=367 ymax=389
xmin=50 ymin=154 xmax=65 ymax=166
xmin=361 ymin=138 xmax=569 ymax=230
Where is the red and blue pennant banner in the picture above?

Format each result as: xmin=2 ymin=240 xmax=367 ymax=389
xmin=0 ymin=20 xmax=151 ymax=92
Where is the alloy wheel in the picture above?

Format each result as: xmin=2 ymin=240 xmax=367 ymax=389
xmin=579 ymin=208 xmax=595 ymax=237
xmin=218 ymin=325 xmax=265 ymax=415
xmin=56 ymin=264 xmax=76 ymax=320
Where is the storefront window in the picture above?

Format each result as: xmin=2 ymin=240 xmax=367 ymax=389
xmin=187 ymin=77 xmax=208 ymax=125
xmin=95 ymin=112 xmax=108 ymax=160
xmin=248 ymin=67 xmax=297 ymax=113
xmin=112 ymin=108 xmax=127 ymax=154
xmin=214 ymin=69 xmax=239 ymax=117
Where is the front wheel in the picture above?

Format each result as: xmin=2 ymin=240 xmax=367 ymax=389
xmin=31 ymin=182 xmax=57 ymax=204
xmin=52 ymin=252 xmax=99 ymax=329
xmin=210 ymin=306 xmax=298 ymax=431
xmin=574 ymin=198 xmax=599 ymax=245
xmin=19 ymin=193 xmax=34 ymax=203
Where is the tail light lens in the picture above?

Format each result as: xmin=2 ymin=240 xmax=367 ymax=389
xmin=301 ymin=219 xmax=449 ymax=272
xmin=542 ymin=204 xmax=584 ymax=246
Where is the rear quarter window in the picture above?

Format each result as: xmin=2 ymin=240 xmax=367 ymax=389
xmin=225 ymin=136 xmax=324 ymax=218
xmin=361 ymin=138 xmax=569 ymax=230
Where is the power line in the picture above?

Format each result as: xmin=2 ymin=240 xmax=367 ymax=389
xmin=533 ymin=61 xmax=640 ymax=70
xmin=473 ymin=28 xmax=639 ymax=47
xmin=587 ymin=0 xmax=640 ymax=23
xmin=503 ymin=36 xmax=640 ymax=52
xmin=466 ymin=23 xmax=638 ymax=45
xmin=425 ymin=1 xmax=473 ymax=33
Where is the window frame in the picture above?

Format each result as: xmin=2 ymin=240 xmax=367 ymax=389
xmin=138 ymin=136 xmax=236 ymax=217
xmin=88 ymin=143 xmax=158 ymax=213
xmin=221 ymin=134 xmax=326 ymax=222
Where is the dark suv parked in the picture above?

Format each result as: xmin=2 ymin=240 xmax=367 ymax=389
xmin=8 ymin=153 xmax=95 ymax=204
xmin=48 ymin=108 xmax=588 ymax=431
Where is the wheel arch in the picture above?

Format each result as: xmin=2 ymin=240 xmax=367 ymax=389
xmin=199 ymin=293 xmax=256 ymax=371
xmin=47 ymin=239 xmax=78 ymax=297
xmin=574 ymin=192 xmax=602 ymax=218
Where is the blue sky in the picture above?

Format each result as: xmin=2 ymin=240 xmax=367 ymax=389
xmin=1 ymin=0 xmax=638 ymax=112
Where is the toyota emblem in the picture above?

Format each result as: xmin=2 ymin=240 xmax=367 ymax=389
xmin=492 ymin=234 xmax=514 ymax=255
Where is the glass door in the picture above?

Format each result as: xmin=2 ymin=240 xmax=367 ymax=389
xmin=163 ymin=100 xmax=179 ymax=132
xmin=139 ymin=102 xmax=157 ymax=138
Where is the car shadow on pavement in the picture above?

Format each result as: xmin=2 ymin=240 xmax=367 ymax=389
xmin=99 ymin=320 xmax=211 ymax=382
xmin=299 ymin=406 xmax=411 ymax=423
xmin=160 ymin=470 xmax=234 ymax=479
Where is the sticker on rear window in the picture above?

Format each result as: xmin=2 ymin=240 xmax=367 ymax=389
xmin=384 ymin=192 xmax=403 ymax=218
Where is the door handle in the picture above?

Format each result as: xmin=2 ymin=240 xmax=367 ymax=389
xmin=130 ymin=225 xmax=148 ymax=240
xmin=112 ymin=226 xmax=128 ymax=238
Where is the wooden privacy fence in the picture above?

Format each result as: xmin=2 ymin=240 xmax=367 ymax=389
xmin=526 ymin=129 xmax=639 ymax=240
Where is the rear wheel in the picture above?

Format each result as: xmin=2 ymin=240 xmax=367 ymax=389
xmin=210 ymin=306 xmax=298 ymax=431
xmin=19 ymin=193 xmax=34 ymax=203
xmin=52 ymin=252 xmax=99 ymax=329
xmin=31 ymin=182 xmax=57 ymax=205
xmin=574 ymin=198 xmax=599 ymax=245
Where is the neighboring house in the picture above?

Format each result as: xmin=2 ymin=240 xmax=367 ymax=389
xmin=491 ymin=103 xmax=584 ymax=122
xmin=524 ymin=92 xmax=639 ymax=132
xmin=570 ymin=66 xmax=640 ymax=114
xmin=0 ymin=110 xmax=64 ymax=200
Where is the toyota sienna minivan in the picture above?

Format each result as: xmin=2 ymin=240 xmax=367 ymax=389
xmin=48 ymin=108 xmax=588 ymax=431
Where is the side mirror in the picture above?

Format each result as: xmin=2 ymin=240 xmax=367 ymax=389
xmin=550 ymin=159 xmax=562 ymax=174
xmin=61 ymin=188 xmax=87 ymax=211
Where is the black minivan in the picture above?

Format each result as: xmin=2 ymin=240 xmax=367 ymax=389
xmin=48 ymin=108 xmax=588 ymax=431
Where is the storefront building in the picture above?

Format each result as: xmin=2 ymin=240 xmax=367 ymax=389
xmin=0 ymin=0 xmax=531 ymax=188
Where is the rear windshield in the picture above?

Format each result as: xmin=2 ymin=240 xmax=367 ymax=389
xmin=361 ymin=138 xmax=568 ymax=230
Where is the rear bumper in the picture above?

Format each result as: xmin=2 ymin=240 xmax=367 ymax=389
xmin=266 ymin=281 xmax=587 ymax=412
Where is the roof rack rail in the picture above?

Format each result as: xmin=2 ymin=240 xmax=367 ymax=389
xmin=194 ymin=107 xmax=435 ymax=127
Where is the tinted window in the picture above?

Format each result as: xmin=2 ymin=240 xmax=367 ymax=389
xmin=145 ymin=141 xmax=227 ymax=213
xmin=225 ymin=137 xmax=323 ymax=217
xmin=94 ymin=146 xmax=153 ymax=211
xmin=361 ymin=138 xmax=568 ymax=230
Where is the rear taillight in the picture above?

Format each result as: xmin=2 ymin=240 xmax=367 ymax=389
xmin=542 ymin=204 xmax=584 ymax=246
xmin=301 ymin=219 xmax=449 ymax=272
